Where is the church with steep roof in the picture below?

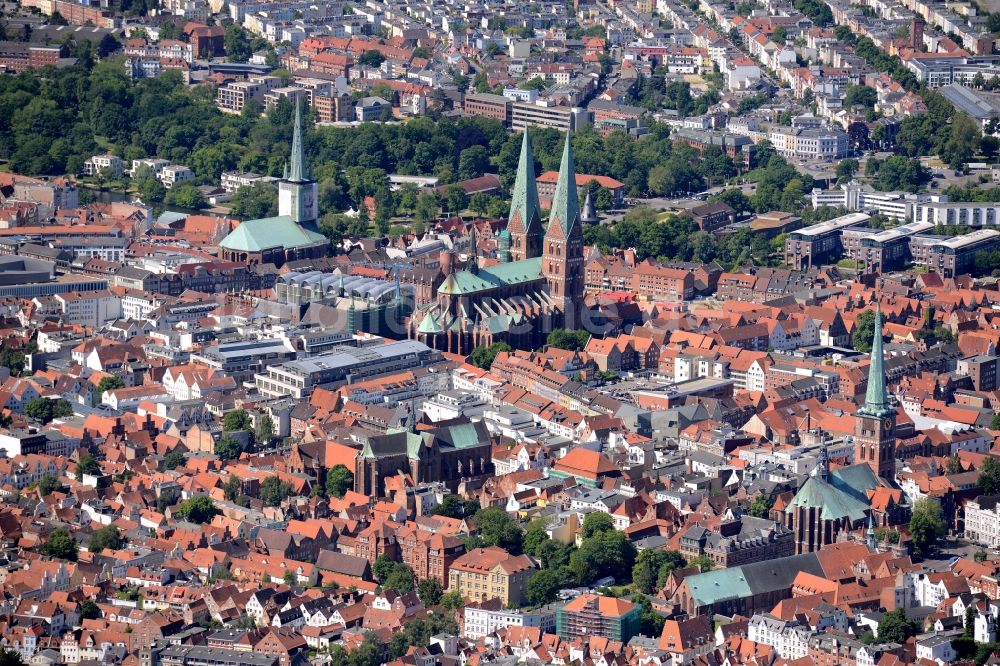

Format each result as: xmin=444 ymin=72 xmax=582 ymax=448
xmin=220 ymin=102 xmax=329 ymax=267
xmin=407 ymin=131 xmax=588 ymax=355
xmin=780 ymin=306 xmax=909 ymax=554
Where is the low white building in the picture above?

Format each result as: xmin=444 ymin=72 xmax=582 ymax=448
xmin=462 ymin=602 xmax=555 ymax=640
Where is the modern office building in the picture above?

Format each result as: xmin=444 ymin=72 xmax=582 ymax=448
xmin=783 ymin=212 xmax=870 ymax=269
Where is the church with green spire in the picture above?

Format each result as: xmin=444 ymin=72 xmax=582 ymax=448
xmin=220 ymin=100 xmax=328 ymax=267
xmin=781 ymin=304 xmax=904 ymax=554
xmin=407 ymin=131 xmax=587 ymax=355
xmin=855 ymin=305 xmax=896 ymax=482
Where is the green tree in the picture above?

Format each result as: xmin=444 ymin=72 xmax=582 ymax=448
xmin=877 ymin=608 xmax=919 ymax=643
xmin=162 ymin=450 xmax=187 ymax=471
xmin=96 ymin=375 xmax=125 ymax=397
xmin=632 ymin=549 xmax=685 ymax=594
xmin=259 ymin=476 xmax=294 ymax=507
xmin=433 ymin=494 xmax=479 ymax=518
xmin=581 ymin=512 xmax=615 ymax=539
xmin=358 ymin=50 xmax=385 ymax=68
xmin=255 ymin=415 xmax=275 ymax=445
xmin=526 ymin=566 xmax=573 ymax=606
xmin=844 ymin=85 xmax=878 ymax=109
xmin=992 ymin=413 xmax=1000 ymax=430
xmin=326 ymin=465 xmax=354 ymax=498
xmin=472 ymin=507 xmax=524 ymax=554
xmin=176 ymin=495 xmax=220 ymax=524
xmin=443 ymin=184 xmax=467 ymax=213
xmin=41 ymin=528 xmax=78 ymax=561
xmin=458 ymin=145 xmax=489 ymax=180
xmin=852 ymin=309 xmax=879 ymax=353
xmin=523 ymin=518 xmax=551 ymax=556
xmin=230 ymin=183 xmax=278 ymax=219
xmin=88 ymin=525 xmax=123 ymax=552
xmin=37 ymin=475 xmax=61 ymax=496
xmin=224 ymin=24 xmax=252 ymax=63
xmin=79 ymin=599 xmax=100 ymax=620
xmin=909 ymin=497 xmax=948 ymax=556
xmin=569 ymin=529 xmax=637 ymax=585
xmin=688 ymin=555 xmax=715 ymax=572
xmin=165 ymin=182 xmax=207 ymax=209
xmin=469 ymin=342 xmax=512 ymax=370
xmin=383 ymin=565 xmax=415 ymax=593
xmin=440 ymin=590 xmax=464 ymax=611
xmin=76 ymin=453 xmax=100 ymax=479
xmin=214 ymin=435 xmax=243 ymax=460
xmin=223 ymin=475 xmax=243 ymax=502
xmin=414 ymin=191 xmax=439 ymax=225
xmin=836 ymin=158 xmax=859 ymax=182
xmin=417 ymin=578 xmax=443 ymax=606
xmin=24 ymin=398 xmax=55 ymax=424
xmin=133 ymin=165 xmax=166 ymax=203
xmin=978 ymin=457 xmax=1000 ymax=494
xmin=223 ymin=409 xmax=251 ymax=432
xmin=748 ymin=492 xmax=772 ymax=518
xmin=946 ymin=455 xmax=963 ymax=475
xmin=547 ymin=329 xmax=591 ymax=351
xmin=373 ymin=554 xmax=397 ymax=583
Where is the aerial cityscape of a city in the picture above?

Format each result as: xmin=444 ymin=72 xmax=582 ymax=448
xmin=4 ymin=0 xmax=1000 ymax=662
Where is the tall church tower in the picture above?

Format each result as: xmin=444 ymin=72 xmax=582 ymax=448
xmin=279 ymin=100 xmax=318 ymax=228
xmin=855 ymin=305 xmax=896 ymax=482
xmin=543 ymin=134 xmax=585 ymax=328
xmin=507 ymin=131 xmax=543 ymax=262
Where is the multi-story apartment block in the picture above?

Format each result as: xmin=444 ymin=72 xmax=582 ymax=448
xmin=447 ymin=546 xmax=534 ymax=607
xmin=217 ymin=76 xmax=281 ymax=113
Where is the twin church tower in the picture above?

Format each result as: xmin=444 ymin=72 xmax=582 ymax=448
xmin=408 ymin=131 xmax=587 ymax=354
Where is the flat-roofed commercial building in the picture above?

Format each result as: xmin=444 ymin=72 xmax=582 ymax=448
xmin=510 ymin=101 xmax=590 ymax=132
xmin=913 ymin=229 xmax=1000 ymax=278
xmin=463 ymin=92 xmax=511 ymax=126
xmin=840 ymin=221 xmax=935 ymax=273
xmin=254 ymin=339 xmax=440 ymax=398
xmin=783 ymin=212 xmax=870 ymax=270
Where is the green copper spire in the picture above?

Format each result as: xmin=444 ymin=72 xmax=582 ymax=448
xmin=508 ymin=130 xmax=541 ymax=231
xmin=288 ymin=99 xmax=308 ymax=183
xmin=549 ymin=133 xmax=579 ymax=235
xmin=859 ymin=305 xmax=892 ymax=418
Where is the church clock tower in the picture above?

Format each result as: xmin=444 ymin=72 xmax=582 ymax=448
xmin=543 ymin=134 xmax=585 ymax=329
xmin=855 ymin=305 xmax=896 ymax=482
xmin=278 ymin=100 xmax=318 ymax=228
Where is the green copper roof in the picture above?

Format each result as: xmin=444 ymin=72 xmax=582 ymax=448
xmin=219 ymin=216 xmax=327 ymax=252
xmin=548 ymin=133 xmax=579 ymax=236
xmin=509 ymin=130 xmax=542 ymax=234
xmin=859 ymin=305 xmax=892 ymax=418
xmin=785 ymin=475 xmax=870 ymax=521
xmin=417 ymin=310 xmax=443 ymax=334
xmin=684 ymin=567 xmax=754 ymax=607
xmin=436 ymin=257 xmax=543 ymax=296
xmin=287 ymin=99 xmax=309 ymax=183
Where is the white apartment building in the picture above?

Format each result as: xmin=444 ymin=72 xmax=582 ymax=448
xmin=220 ymin=170 xmax=273 ymax=193
xmin=748 ymin=615 xmax=812 ymax=659
xmin=966 ymin=495 xmax=1000 ymax=547
xmin=159 ymin=165 xmax=194 ymax=189
xmin=52 ymin=290 xmax=122 ymax=328
xmin=463 ymin=604 xmax=555 ymax=640
xmin=83 ymin=155 xmax=124 ymax=179
xmin=768 ymin=126 xmax=850 ymax=160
